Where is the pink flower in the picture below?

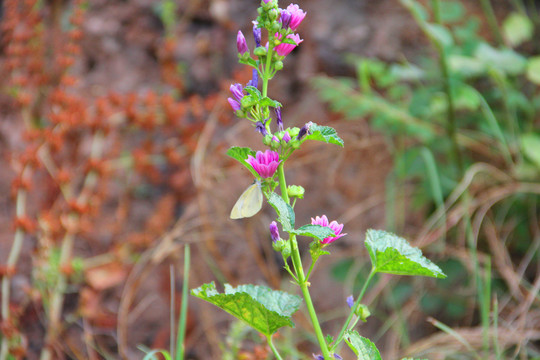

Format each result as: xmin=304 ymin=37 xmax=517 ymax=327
xmin=311 ymin=215 xmax=346 ymax=244
xmin=246 ymin=150 xmax=280 ymax=178
xmin=275 ymin=33 xmax=303 ymax=57
xmin=286 ymin=4 xmax=306 ymax=30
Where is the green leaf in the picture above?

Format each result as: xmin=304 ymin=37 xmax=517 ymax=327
xmin=474 ymin=43 xmax=527 ymax=75
xmin=259 ymin=97 xmax=282 ymax=108
xmin=343 ymin=331 xmax=382 ymax=360
xmin=267 ymin=192 xmax=295 ymax=232
xmin=527 ymin=56 xmax=540 ymax=85
xmin=503 ymin=12 xmax=533 ymax=47
xmin=191 ymin=282 xmax=302 ymax=336
xmin=226 ymin=147 xmax=258 ymax=178
xmin=293 ymin=224 xmax=335 ymax=242
xmin=448 ymin=55 xmax=486 ymax=77
xmin=304 ymin=123 xmax=344 ymax=147
xmin=425 ymin=23 xmax=454 ymax=48
xmin=244 ymin=86 xmax=262 ymax=98
xmin=238 ymin=57 xmax=258 ymax=68
xmin=365 ymin=229 xmax=447 ymax=278
xmin=142 ymin=349 xmax=173 ymax=360
xmin=521 ymin=133 xmax=540 ymax=169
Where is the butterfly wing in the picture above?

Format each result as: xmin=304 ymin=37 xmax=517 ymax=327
xmin=230 ymin=181 xmax=263 ymax=219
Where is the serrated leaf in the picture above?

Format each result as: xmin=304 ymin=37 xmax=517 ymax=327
xmin=344 ymin=331 xmax=382 ymax=360
xmin=226 ymin=147 xmax=258 ymax=178
xmin=527 ymin=56 xmax=540 ymax=85
xmin=521 ymin=133 xmax=540 ymax=169
xmin=503 ymin=12 xmax=533 ymax=47
xmin=267 ymin=192 xmax=295 ymax=232
xmin=244 ymin=86 xmax=262 ymax=98
xmin=293 ymin=224 xmax=335 ymax=242
xmin=365 ymin=229 xmax=446 ymax=278
xmin=304 ymin=124 xmax=344 ymax=147
xmin=260 ymin=97 xmax=282 ymax=108
xmin=191 ymin=282 xmax=302 ymax=336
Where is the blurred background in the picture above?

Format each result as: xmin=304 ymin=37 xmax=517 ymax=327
xmin=1 ymin=0 xmax=539 ymax=358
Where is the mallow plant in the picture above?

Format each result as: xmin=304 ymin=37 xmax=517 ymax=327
xmin=191 ymin=1 xmax=446 ymax=359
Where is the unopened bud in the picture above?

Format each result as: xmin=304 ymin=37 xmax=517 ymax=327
xmin=274 ymin=61 xmax=284 ymax=71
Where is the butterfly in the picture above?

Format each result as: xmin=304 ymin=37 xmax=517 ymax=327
xmin=230 ymin=180 xmax=263 ymax=219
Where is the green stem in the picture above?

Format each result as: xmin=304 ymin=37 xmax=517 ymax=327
xmin=479 ymin=0 xmax=504 ymax=46
xmin=431 ymin=0 xmax=463 ymax=175
xmin=176 ymin=244 xmax=190 ymax=360
xmin=331 ymin=269 xmax=376 ymax=352
xmin=276 ymin=164 xmax=331 ymax=358
xmin=266 ymin=334 xmax=283 ymax=360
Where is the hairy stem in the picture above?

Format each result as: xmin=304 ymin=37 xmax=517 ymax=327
xmin=276 ymin=164 xmax=331 ymax=358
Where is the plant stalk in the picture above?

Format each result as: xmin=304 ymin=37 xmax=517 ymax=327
xmin=176 ymin=244 xmax=191 ymax=360
xmin=276 ymin=164 xmax=331 ymax=358
xmin=331 ymin=269 xmax=376 ymax=351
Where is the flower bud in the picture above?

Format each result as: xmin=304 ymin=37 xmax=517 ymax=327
xmin=269 ymin=8 xmax=278 ymax=20
xmin=282 ymin=131 xmax=291 ymax=143
xmin=236 ymin=31 xmax=248 ymax=55
xmin=269 ymin=221 xmax=280 ymax=243
xmin=274 ymin=107 xmax=283 ymax=131
xmin=274 ymin=61 xmax=283 ymax=71
xmin=287 ymin=185 xmax=304 ymax=199
xmin=252 ymin=22 xmax=262 ymax=47
xmin=254 ymin=46 xmax=267 ymax=57
xmin=263 ymin=133 xmax=273 ymax=146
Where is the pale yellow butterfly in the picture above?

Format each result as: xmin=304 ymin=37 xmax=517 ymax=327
xmin=230 ymin=180 xmax=263 ymax=219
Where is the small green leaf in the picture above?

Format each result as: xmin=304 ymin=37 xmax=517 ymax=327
xmin=365 ymin=229 xmax=446 ymax=278
xmin=259 ymin=97 xmax=282 ymax=108
xmin=239 ymin=57 xmax=258 ymax=68
xmin=191 ymin=282 xmax=302 ymax=336
xmin=521 ymin=133 xmax=540 ymax=169
xmin=304 ymin=124 xmax=344 ymax=147
xmin=425 ymin=23 xmax=453 ymax=48
xmin=344 ymin=331 xmax=382 ymax=360
xmin=226 ymin=147 xmax=258 ymax=178
xmin=503 ymin=12 xmax=533 ymax=47
xmin=244 ymin=86 xmax=262 ymax=98
xmin=267 ymin=192 xmax=295 ymax=232
xmin=293 ymin=224 xmax=335 ymax=242
xmin=527 ymin=56 xmax=540 ymax=85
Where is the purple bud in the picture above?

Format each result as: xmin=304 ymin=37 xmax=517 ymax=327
xmin=272 ymin=135 xmax=279 ymax=143
xmin=297 ymin=121 xmax=312 ymax=140
xmin=255 ymin=121 xmax=268 ymax=136
xmin=269 ymin=221 xmax=280 ymax=243
xmin=237 ymin=30 xmax=248 ymax=55
xmin=279 ymin=9 xmax=292 ymax=29
xmin=252 ymin=21 xmax=262 ymax=47
xmin=263 ymin=0 xmax=271 ymax=3
xmin=283 ymin=131 xmax=291 ymax=143
xmin=275 ymin=107 xmax=283 ymax=131
xmin=247 ymin=68 xmax=259 ymax=88
xmin=228 ymin=98 xmax=241 ymax=111
xmin=229 ymin=83 xmax=244 ymax=101
xmin=346 ymin=295 xmax=354 ymax=308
